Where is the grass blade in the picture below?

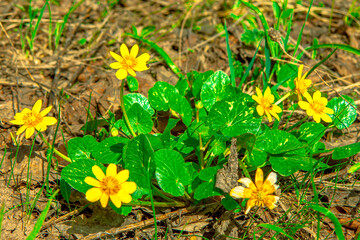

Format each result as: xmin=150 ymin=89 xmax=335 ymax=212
xmin=26 ymin=190 xmax=59 ymax=240
xmin=305 ymin=48 xmax=337 ymax=78
xmin=304 ymin=43 xmax=360 ymax=56
xmin=125 ymin=33 xmax=183 ymax=78
xmin=258 ymin=223 xmax=294 ymax=240
xmin=224 ymin=20 xmax=235 ymax=87
xmin=31 ymin=0 xmax=48 ymax=50
xmin=308 ymin=205 xmax=345 ymax=240
xmin=293 ymin=0 xmax=314 ymax=57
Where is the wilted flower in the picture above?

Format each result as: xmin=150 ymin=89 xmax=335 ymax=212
xmin=230 ymin=168 xmax=279 ymax=214
xmin=298 ymin=91 xmax=334 ymax=123
xmin=109 ymin=43 xmax=150 ymax=80
xmin=10 ymin=100 xmax=57 ymax=139
xmin=252 ymin=87 xmax=282 ymax=122
xmin=294 ymin=64 xmax=312 ymax=100
xmin=85 ymin=164 xmax=136 ymax=208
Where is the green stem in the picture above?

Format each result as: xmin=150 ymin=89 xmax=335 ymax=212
xmin=239 ymin=155 xmax=251 ymax=179
xmin=286 ymin=116 xmax=308 ymax=132
xmin=120 ymin=79 xmax=137 ymax=138
xmin=196 ymin=109 xmax=205 ymax=170
xmin=124 ymin=200 xmax=186 ymax=208
xmin=275 ymin=92 xmax=292 ymax=105
xmin=38 ymin=131 xmax=72 ymax=163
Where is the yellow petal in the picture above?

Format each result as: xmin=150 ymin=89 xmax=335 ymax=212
xmin=32 ymin=100 xmax=42 ymax=114
xmin=264 ymin=195 xmax=279 ymax=210
xmin=297 ymin=64 xmax=304 ymax=82
xmin=270 ymin=111 xmax=280 ymax=121
xmin=256 ymin=105 xmax=265 ymax=116
xmin=118 ymin=190 xmax=132 ymax=203
xmin=42 ymin=117 xmax=57 ymax=126
xmin=230 ymin=186 xmax=246 ymax=199
xmin=136 ymin=53 xmax=150 ymax=63
xmin=245 ymin=198 xmax=257 ymax=214
xmin=110 ymin=194 xmax=122 ymax=208
xmin=86 ymin=188 xmax=102 ymax=202
xmin=35 ymin=122 xmax=47 ymax=131
xmin=121 ymin=181 xmax=136 ymax=194
xmin=255 ymin=87 xmax=262 ymax=98
xmin=16 ymin=125 xmax=27 ymax=135
xmin=265 ymin=110 xmax=273 ymax=122
xmin=264 ymin=87 xmax=272 ymax=100
xmin=116 ymin=169 xmax=129 ymax=183
xmin=307 ymin=108 xmax=315 ymax=117
xmin=10 ymin=119 xmax=25 ymax=125
xmin=265 ymin=172 xmax=277 ymax=185
xmin=255 ymin=168 xmax=264 ymax=189
xmin=323 ymin=107 xmax=334 ymax=115
xmin=298 ymin=101 xmax=309 ymax=110
xmin=272 ymin=104 xmax=282 ymax=113
xmin=130 ymin=44 xmax=139 ymax=57
xmin=85 ymin=176 xmax=101 ymax=187
xmin=92 ymin=165 xmax=105 ymax=181
xmin=313 ymin=91 xmax=321 ymax=101
xmin=238 ymin=178 xmax=252 ymax=187
xmin=313 ymin=114 xmax=321 ymax=123
xmin=116 ymin=69 xmax=128 ymax=80
xmin=133 ymin=63 xmax=149 ymax=72
xmin=320 ymin=113 xmax=333 ymax=123
xmin=110 ymin=51 xmax=123 ymax=62
xmin=25 ymin=127 xmax=35 ymax=138
xmin=127 ymin=68 xmax=136 ymax=77
xmin=304 ymin=79 xmax=312 ymax=87
xmin=303 ymin=92 xmax=312 ymax=103
xmin=40 ymin=106 xmax=52 ymax=117
xmin=106 ymin=164 xmax=117 ymax=177
xmin=120 ymin=44 xmax=130 ymax=57
xmin=110 ymin=62 xmax=122 ymax=69
xmin=100 ymin=193 xmax=109 ymax=208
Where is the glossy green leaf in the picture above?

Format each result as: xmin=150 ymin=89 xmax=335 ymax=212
xmin=109 ymin=201 xmax=132 ymax=216
xmin=248 ymin=148 xmax=267 ymax=167
xmin=175 ymin=77 xmax=190 ymax=96
xmin=92 ymin=137 xmax=129 ymax=164
xmin=194 ymin=166 xmax=223 ymax=200
xmin=123 ymin=134 xmax=158 ymax=192
xmin=60 ymin=178 xmax=71 ymax=203
xmin=295 ymin=122 xmax=325 ymax=145
xmin=160 ymin=118 xmax=180 ymax=148
xmin=67 ymin=135 xmax=98 ymax=162
xmin=332 ymin=142 xmax=360 ymax=160
xmin=200 ymin=71 xmax=235 ymax=111
xmin=61 ymin=159 xmax=102 ymax=193
xmin=124 ymin=103 xmax=153 ymax=134
xmin=185 ymin=162 xmax=201 ymax=194
xmin=169 ymin=93 xmax=192 ymax=126
xmin=154 ymin=149 xmax=191 ymax=196
xmin=221 ymin=194 xmax=241 ymax=212
xmin=148 ymin=81 xmax=178 ymax=111
xmin=124 ymin=93 xmax=155 ymax=115
xmin=126 ymin=76 xmax=139 ymax=92
xmin=270 ymin=155 xmax=314 ymax=177
xmin=328 ymin=95 xmax=357 ymax=130
xmin=208 ymin=94 xmax=261 ymax=137
xmin=189 ymin=70 xmax=213 ymax=100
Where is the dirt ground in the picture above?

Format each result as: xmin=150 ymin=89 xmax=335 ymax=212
xmin=0 ymin=0 xmax=360 ymax=239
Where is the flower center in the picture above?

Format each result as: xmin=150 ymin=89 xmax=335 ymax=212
xmin=260 ymin=97 xmax=272 ymax=110
xmin=311 ymin=100 xmax=325 ymax=114
xmin=100 ymin=176 xmax=121 ymax=195
xmin=23 ymin=112 xmax=42 ymax=127
xmin=122 ymin=56 xmax=137 ymax=69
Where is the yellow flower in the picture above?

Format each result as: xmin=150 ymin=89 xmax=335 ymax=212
xmin=298 ymin=91 xmax=334 ymax=123
xmin=85 ymin=164 xmax=136 ymax=208
xmin=252 ymin=87 xmax=282 ymax=122
xmin=110 ymin=43 xmax=150 ymax=80
xmin=294 ymin=64 xmax=312 ymax=100
xmin=10 ymin=100 xmax=57 ymax=139
xmin=230 ymin=168 xmax=279 ymax=214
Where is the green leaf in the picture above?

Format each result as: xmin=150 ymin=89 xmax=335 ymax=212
xmin=248 ymin=148 xmax=267 ymax=167
xmin=258 ymin=223 xmax=294 ymax=240
xmin=124 ymin=93 xmax=155 ymax=116
xmin=294 ymin=122 xmax=325 ymax=145
xmin=80 ymin=119 xmax=109 ymax=132
xmin=210 ymin=138 xmax=226 ymax=156
xmin=169 ymin=93 xmax=192 ymax=126
xmin=221 ymin=194 xmax=241 ymax=211
xmin=92 ymin=137 xmax=129 ymax=164
xmin=175 ymin=77 xmax=190 ymax=96
xmin=185 ymin=162 xmax=201 ymax=194
xmin=125 ymin=103 xmax=153 ymax=134
xmin=258 ymin=130 xmax=314 ymax=176
xmin=194 ymin=166 xmax=224 ymax=200
xmin=328 ymin=95 xmax=357 ymax=130
xmin=272 ymin=1 xmax=281 ymax=19
xmin=109 ymin=201 xmax=132 ymax=216
xmin=240 ymin=28 xmax=264 ymax=45
xmin=140 ymin=25 xmax=156 ymax=37
xmin=126 ymin=76 xmax=139 ymax=92
xmin=189 ymin=70 xmax=213 ymax=100
xmin=154 ymin=149 xmax=191 ymax=196
xmin=332 ymin=142 xmax=360 ymax=160
xmin=61 ymin=159 xmax=102 ymax=193
xmin=148 ymin=81 xmax=179 ymax=111
xmin=123 ymin=134 xmax=160 ymax=196
xmin=208 ymin=94 xmax=261 ymax=137
xmin=160 ymin=118 xmax=180 ymax=148
xmin=67 ymin=135 xmax=98 ymax=162
xmin=60 ymin=178 xmax=71 ymax=203
xmin=200 ymin=71 xmax=235 ymax=111
xmin=349 ymin=162 xmax=360 ymax=173
xmin=275 ymin=63 xmax=297 ymax=89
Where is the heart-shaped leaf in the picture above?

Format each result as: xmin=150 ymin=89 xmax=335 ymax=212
xmin=169 ymin=93 xmax=192 ymax=126
xmin=124 ymin=93 xmax=155 ymax=115
xmin=126 ymin=76 xmax=139 ymax=92
xmin=328 ymin=95 xmax=357 ymax=130
xmin=194 ymin=166 xmax=224 ymax=200
xmin=67 ymin=135 xmax=98 ymax=162
xmin=92 ymin=137 xmax=129 ymax=164
xmin=332 ymin=142 xmax=360 ymax=160
xmin=124 ymin=103 xmax=153 ymax=134
xmin=208 ymin=94 xmax=261 ymax=137
xmin=154 ymin=149 xmax=191 ymax=196
xmin=189 ymin=70 xmax=214 ymax=100
xmin=148 ymin=81 xmax=178 ymax=111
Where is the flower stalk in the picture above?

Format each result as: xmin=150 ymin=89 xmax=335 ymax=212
xmin=38 ymin=132 xmax=72 ymax=163
xmin=120 ymin=79 xmax=137 ymax=138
